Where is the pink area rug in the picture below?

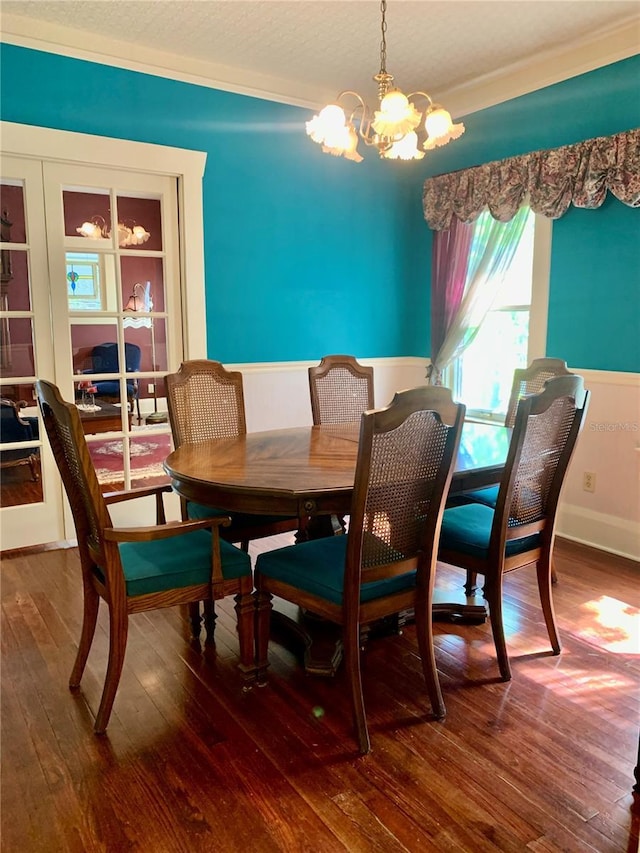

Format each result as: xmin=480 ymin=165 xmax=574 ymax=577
xmin=89 ymin=434 xmax=172 ymax=486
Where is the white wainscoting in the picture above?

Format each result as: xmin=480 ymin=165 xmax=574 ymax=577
xmin=232 ymin=359 xmax=639 ymax=562
xmin=556 ymin=367 xmax=640 ymax=561
xmin=232 ymin=357 xmax=430 ymax=433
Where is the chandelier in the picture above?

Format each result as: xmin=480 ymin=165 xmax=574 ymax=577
xmin=305 ymin=0 xmax=465 ymax=162
xmin=76 ymin=215 xmax=150 ymax=247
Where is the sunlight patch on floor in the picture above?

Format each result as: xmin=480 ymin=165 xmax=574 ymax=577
xmin=576 ymin=595 xmax=640 ymax=654
xmin=515 ymin=657 xmax=638 ymax=696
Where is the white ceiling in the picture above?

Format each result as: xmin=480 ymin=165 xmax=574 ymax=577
xmin=2 ymin=1 xmax=639 ymax=115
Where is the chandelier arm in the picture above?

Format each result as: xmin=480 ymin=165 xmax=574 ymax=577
xmin=335 ymin=91 xmax=372 ymax=138
xmin=406 ymin=91 xmax=435 ymax=109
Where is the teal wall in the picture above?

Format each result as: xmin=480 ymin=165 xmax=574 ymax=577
xmin=0 ymin=44 xmax=638 ymax=370
xmin=0 ymin=43 xmax=428 ymax=363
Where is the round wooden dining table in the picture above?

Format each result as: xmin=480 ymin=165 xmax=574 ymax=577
xmin=164 ymin=420 xmax=509 ymax=520
xmin=164 ymin=420 xmax=511 ymax=675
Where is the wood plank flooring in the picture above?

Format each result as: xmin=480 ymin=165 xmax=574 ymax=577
xmin=1 ymin=536 xmax=638 ymax=852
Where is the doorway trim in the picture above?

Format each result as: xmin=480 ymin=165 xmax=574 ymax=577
xmin=1 ymin=121 xmax=207 ymax=359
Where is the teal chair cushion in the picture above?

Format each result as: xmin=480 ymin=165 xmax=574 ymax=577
xmin=467 ymin=485 xmax=499 ymax=508
xmin=187 ymin=500 xmax=293 ymax=530
xmin=440 ymin=502 xmax=540 ymax=561
xmin=186 ymin=501 xmax=233 ymax=521
xmin=255 ymin=533 xmax=416 ymax=606
xmin=95 ymin=529 xmax=251 ymax=598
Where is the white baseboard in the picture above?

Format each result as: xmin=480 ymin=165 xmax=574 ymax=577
xmin=556 ymin=503 xmax=640 ymax=562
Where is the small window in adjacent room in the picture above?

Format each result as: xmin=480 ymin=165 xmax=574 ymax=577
xmin=449 ymin=207 xmax=549 ymax=422
xmin=67 ymin=251 xmax=104 ymax=311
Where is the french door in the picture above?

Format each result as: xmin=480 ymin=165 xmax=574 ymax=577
xmin=1 ymin=156 xmax=183 ymax=549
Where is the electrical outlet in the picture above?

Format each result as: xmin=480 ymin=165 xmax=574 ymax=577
xmin=147 ymin=383 xmax=155 ymax=394
xmin=583 ymin=471 xmax=596 ymax=493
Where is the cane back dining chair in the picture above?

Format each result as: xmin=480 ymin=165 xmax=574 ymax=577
xmin=438 ymin=375 xmax=589 ymax=681
xmin=468 ymin=358 xmax=575 ymax=509
xmin=36 ymin=380 xmax=253 ymax=734
xmin=462 ymin=358 xmax=575 ymax=590
xmin=308 ymin=354 xmax=374 ymax=426
xmin=165 ymin=359 xmax=301 ymax=546
xmin=255 ymin=386 xmax=466 ymax=754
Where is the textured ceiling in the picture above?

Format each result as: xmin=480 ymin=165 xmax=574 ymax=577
xmin=2 ymin=1 xmax=639 ymax=109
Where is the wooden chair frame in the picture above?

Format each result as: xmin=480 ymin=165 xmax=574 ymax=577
xmin=256 ymin=386 xmax=465 ymax=754
xmin=165 ymin=358 xmax=301 ymax=539
xmin=36 ymin=380 xmax=254 ymax=734
xmin=308 ymin=355 xmax=374 ymax=426
xmin=504 ymin=358 xmax=573 ymax=428
xmin=439 ymin=376 xmax=590 ymax=681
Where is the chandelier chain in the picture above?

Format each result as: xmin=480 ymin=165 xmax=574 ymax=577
xmin=379 ymin=0 xmax=387 ymax=74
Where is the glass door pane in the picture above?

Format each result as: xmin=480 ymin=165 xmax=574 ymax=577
xmin=44 ymin=162 xmax=180 ymax=504
xmin=0 ymin=159 xmax=63 ymax=547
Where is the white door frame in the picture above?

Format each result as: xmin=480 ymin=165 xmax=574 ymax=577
xmin=1 ymin=122 xmax=207 ymax=547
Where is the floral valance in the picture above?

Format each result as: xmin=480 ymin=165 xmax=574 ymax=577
xmin=422 ymin=128 xmax=640 ymax=231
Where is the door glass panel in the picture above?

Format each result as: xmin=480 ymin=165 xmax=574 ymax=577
xmin=87 ymin=435 xmax=127 ymax=490
xmin=61 ymin=179 xmax=173 ymax=488
xmin=67 ymin=251 xmax=118 ymax=312
xmin=130 ymin=433 xmax=171 ymax=488
xmin=63 ymin=189 xmax=111 ymax=240
xmin=0 ymin=182 xmax=27 ymax=243
xmin=0 ymin=382 xmax=43 ymax=508
xmin=71 ymin=321 xmax=120 ymax=373
xmin=120 ymin=256 xmax=165 ymax=311
xmin=116 ymin=195 xmax=162 ymax=251
xmin=2 ymin=250 xmax=31 ymax=311
xmin=125 ymin=317 xmax=167 ymax=374
xmin=74 ymin=379 xmax=129 ymax=433
xmin=1 ymin=317 xmax=35 ymax=377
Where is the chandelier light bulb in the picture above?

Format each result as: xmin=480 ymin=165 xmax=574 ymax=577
xmin=383 ymin=131 xmax=425 ymax=161
xmin=77 ymin=220 xmax=98 ymax=238
xmin=423 ymin=106 xmax=466 ymax=149
xmin=132 ymin=225 xmax=151 ymax=244
xmin=380 ymin=90 xmax=409 ymax=119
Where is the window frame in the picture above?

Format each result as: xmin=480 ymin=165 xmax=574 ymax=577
xmin=444 ymin=211 xmax=552 ymax=422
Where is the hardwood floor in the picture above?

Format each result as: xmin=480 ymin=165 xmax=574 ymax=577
xmin=1 ymin=536 xmax=638 ymax=852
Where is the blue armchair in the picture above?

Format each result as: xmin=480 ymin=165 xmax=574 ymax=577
xmin=85 ymin=342 xmax=141 ymax=421
xmin=0 ymin=398 xmax=40 ymax=481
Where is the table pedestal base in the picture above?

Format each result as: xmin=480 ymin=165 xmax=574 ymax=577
xmin=271 ymin=590 xmax=488 ymax=678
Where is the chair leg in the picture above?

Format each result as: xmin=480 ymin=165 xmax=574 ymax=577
xmin=414 ymin=593 xmax=446 ymax=720
xmin=203 ymin=601 xmax=216 ymax=643
xmin=485 ymin=574 xmax=511 ymax=681
xmin=69 ymin=580 xmax=100 ymax=689
xmin=536 ymin=557 xmax=561 ymax=654
xmin=188 ymin=602 xmax=202 ymax=638
xmin=255 ymin=588 xmax=273 ymax=683
xmin=94 ymin=603 xmax=128 ymax=734
xmin=241 ymin=540 xmax=249 ymax=553
xmin=234 ymin=590 xmax=256 ymax=685
xmin=464 ymin=570 xmax=478 ymax=595
xmin=551 ymin=561 xmax=559 ymax=585
xmin=345 ymin=619 xmax=370 ymax=755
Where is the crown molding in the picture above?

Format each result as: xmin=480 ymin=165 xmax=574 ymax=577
xmin=442 ymin=17 xmax=640 ymax=118
xmin=0 ymin=12 xmax=321 ymax=109
xmin=1 ymin=12 xmax=638 ymax=117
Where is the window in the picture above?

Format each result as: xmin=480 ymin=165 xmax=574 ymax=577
xmin=449 ymin=207 xmax=550 ymax=421
xmin=67 ymin=252 xmax=104 ymax=311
